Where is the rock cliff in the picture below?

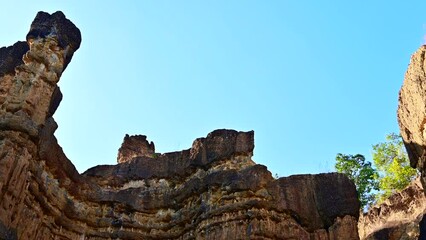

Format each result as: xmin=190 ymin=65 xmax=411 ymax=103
xmin=398 ymin=45 xmax=426 ymax=189
xmin=392 ymin=45 xmax=426 ymax=239
xmin=358 ymin=178 xmax=426 ymax=240
xmin=0 ymin=11 xmax=361 ymax=239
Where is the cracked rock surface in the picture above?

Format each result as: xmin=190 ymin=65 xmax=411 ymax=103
xmin=398 ymin=46 xmax=426 ymax=182
xmin=0 ymin=11 xmax=360 ymax=239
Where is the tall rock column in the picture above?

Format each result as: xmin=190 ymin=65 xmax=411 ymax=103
xmin=0 ymin=11 xmax=81 ymax=239
xmin=398 ymin=45 xmax=426 ymax=187
xmin=0 ymin=11 xmax=81 ymax=130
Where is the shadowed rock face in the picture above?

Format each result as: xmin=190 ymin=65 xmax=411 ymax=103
xmin=383 ymin=44 xmax=426 ymax=240
xmin=0 ymin=41 xmax=29 ymax=77
xmin=0 ymin=11 xmax=360 ymax=239
xmin=359 ymin=179 xmax=426 ymax=240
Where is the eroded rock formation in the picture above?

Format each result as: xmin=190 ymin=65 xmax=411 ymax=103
xmin=398 ymin=45 xmax=426 ymax=189
xmin=0 ymin=11 xmax=361 ymax=239
xmin=392 ymin=45 xmax=426 ymax=239
xmin=117 ymin=134 xmax=156 ymax=163
xmin=358 ymin=178 xmax=426 ymax=240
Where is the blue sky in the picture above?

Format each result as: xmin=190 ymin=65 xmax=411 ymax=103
xmin=1 ymin=1 xmax=425 ymax=176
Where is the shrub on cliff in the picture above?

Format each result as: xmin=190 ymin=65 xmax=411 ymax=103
xmin=335 ymin=133 xmax=418 ymax=209
xmin=372 ymin=133 xmax=418 ymax=202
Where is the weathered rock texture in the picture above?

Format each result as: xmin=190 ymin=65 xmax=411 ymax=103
xmin=117 ymin=134 xmax=155 ymax=163
xmin=398 ymin=45 xmax=426 ymax=189
xmin=0 ymin=11 xmax=361 ymax=239
xmin=387 ymin=44 xmax=426 ymax=240
xmin=358 ymin=178 xmax=426 ymax=240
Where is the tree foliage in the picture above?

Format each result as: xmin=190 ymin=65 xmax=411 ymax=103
xmin=335 ymin=153 xmax=379 ymax=208
xmin=335 ymin=133 xmax=418 ymax=210
xmin=372 ymin=133 xmax=417 ymax=201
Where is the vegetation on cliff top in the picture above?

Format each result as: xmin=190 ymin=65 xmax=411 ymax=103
xmin=335 ymin=153 xmax=378 ymax=208
xmin=335 ymin=133 xmax=417 ymax=209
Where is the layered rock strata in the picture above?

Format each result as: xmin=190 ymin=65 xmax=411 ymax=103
xmin=358 ymin=178 xmax=426 ymax=240
xmin=0 ymin=11 xmax=361 ymax=239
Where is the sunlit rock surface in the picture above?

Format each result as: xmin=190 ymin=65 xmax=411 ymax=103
xmin=375 ymin=43 xmax=426 ymax=239
xmin=398 ymin=45 xmax=426 ymax=189
xmin=0 ymin=11 xmax=360 ymax=239
xmin=117 ymin=134 xmax=155 ymax=163
xmin=359 ymin=178 xmax=426 ymax=240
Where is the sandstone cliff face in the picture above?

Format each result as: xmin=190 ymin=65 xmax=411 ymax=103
xmin=398 ymin=45 xmax=426 ymax=189
xmin=117 ymin=134 xmax=155 ymax=163
xmin=0 ymin=11 xmax=361 ymax=239
xmin=376 ymin=43 xmax=426 ymax=240
xmin=358 ymin=178 xmax=426 ymax=240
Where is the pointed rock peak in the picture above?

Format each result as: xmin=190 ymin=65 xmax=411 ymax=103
xmin=117 ymin=134 xmax=156 ymax=163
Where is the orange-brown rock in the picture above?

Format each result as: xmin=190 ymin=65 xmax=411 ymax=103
xmin=374 ymin=44 xmax=426 ymax=239
xmin=359 ymin=178 xmax=426 ymax=240
xmin=117 ymin=134 xmax=155 ymax=163
xmin=392 ymin=45 xmax=426 ymax=239
xmin=398 ymin=45 xmax=426 ymax=188
xmin=0 ymin=11 xmax=361 ymax=239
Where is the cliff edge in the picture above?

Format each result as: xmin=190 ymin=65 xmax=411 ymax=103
xmin=398 ymin=45 xmax=426 ymax=189
xmin=0 ymin=11 xmax=360 ymax=239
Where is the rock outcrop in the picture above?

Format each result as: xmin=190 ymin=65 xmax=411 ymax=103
xmin=385 ymin=44 xmax=426 ymax=240
xmin=398 ymin=45 xmax=426 ymax=189
xmin=358 ymin=178 xmax=426 ymax=240
xmin=0 ymin=11 xmax=361 ymax=239
xmin=117 ymin=134 xmax=155 ymax=163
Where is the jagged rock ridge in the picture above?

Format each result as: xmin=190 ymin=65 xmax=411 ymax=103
xmin=0 ymin=11 xmax=361 ymax=239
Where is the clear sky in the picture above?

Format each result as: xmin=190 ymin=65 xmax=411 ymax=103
xmin=1 ymin=1 xmax=425 ymax=177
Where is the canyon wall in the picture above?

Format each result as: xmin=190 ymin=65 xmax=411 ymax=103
xmin=369 ymin=43 xmax=426 ymax=240
xmin=396 ymin=44 xmax=426 ymax=239
xmin=398 ymin=45 xmax=426 ymax=190
xmin=358 ymin=178 xmax=426 ymax=240
xmin=0 ymin=11 xmax=361 ymax=239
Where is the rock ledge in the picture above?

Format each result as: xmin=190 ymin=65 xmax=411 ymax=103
xmin=0 ymin=11 xmax=360 ymax=240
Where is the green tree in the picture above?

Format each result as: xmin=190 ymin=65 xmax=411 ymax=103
xmin=335 ymin=153 xmax=379 ymax=208
xmin=372 ymin=133 xmax=418 ymax=202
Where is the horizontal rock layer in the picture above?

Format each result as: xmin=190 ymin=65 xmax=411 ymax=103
xmin=0 ymin=11 xmax=361 ymax=239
